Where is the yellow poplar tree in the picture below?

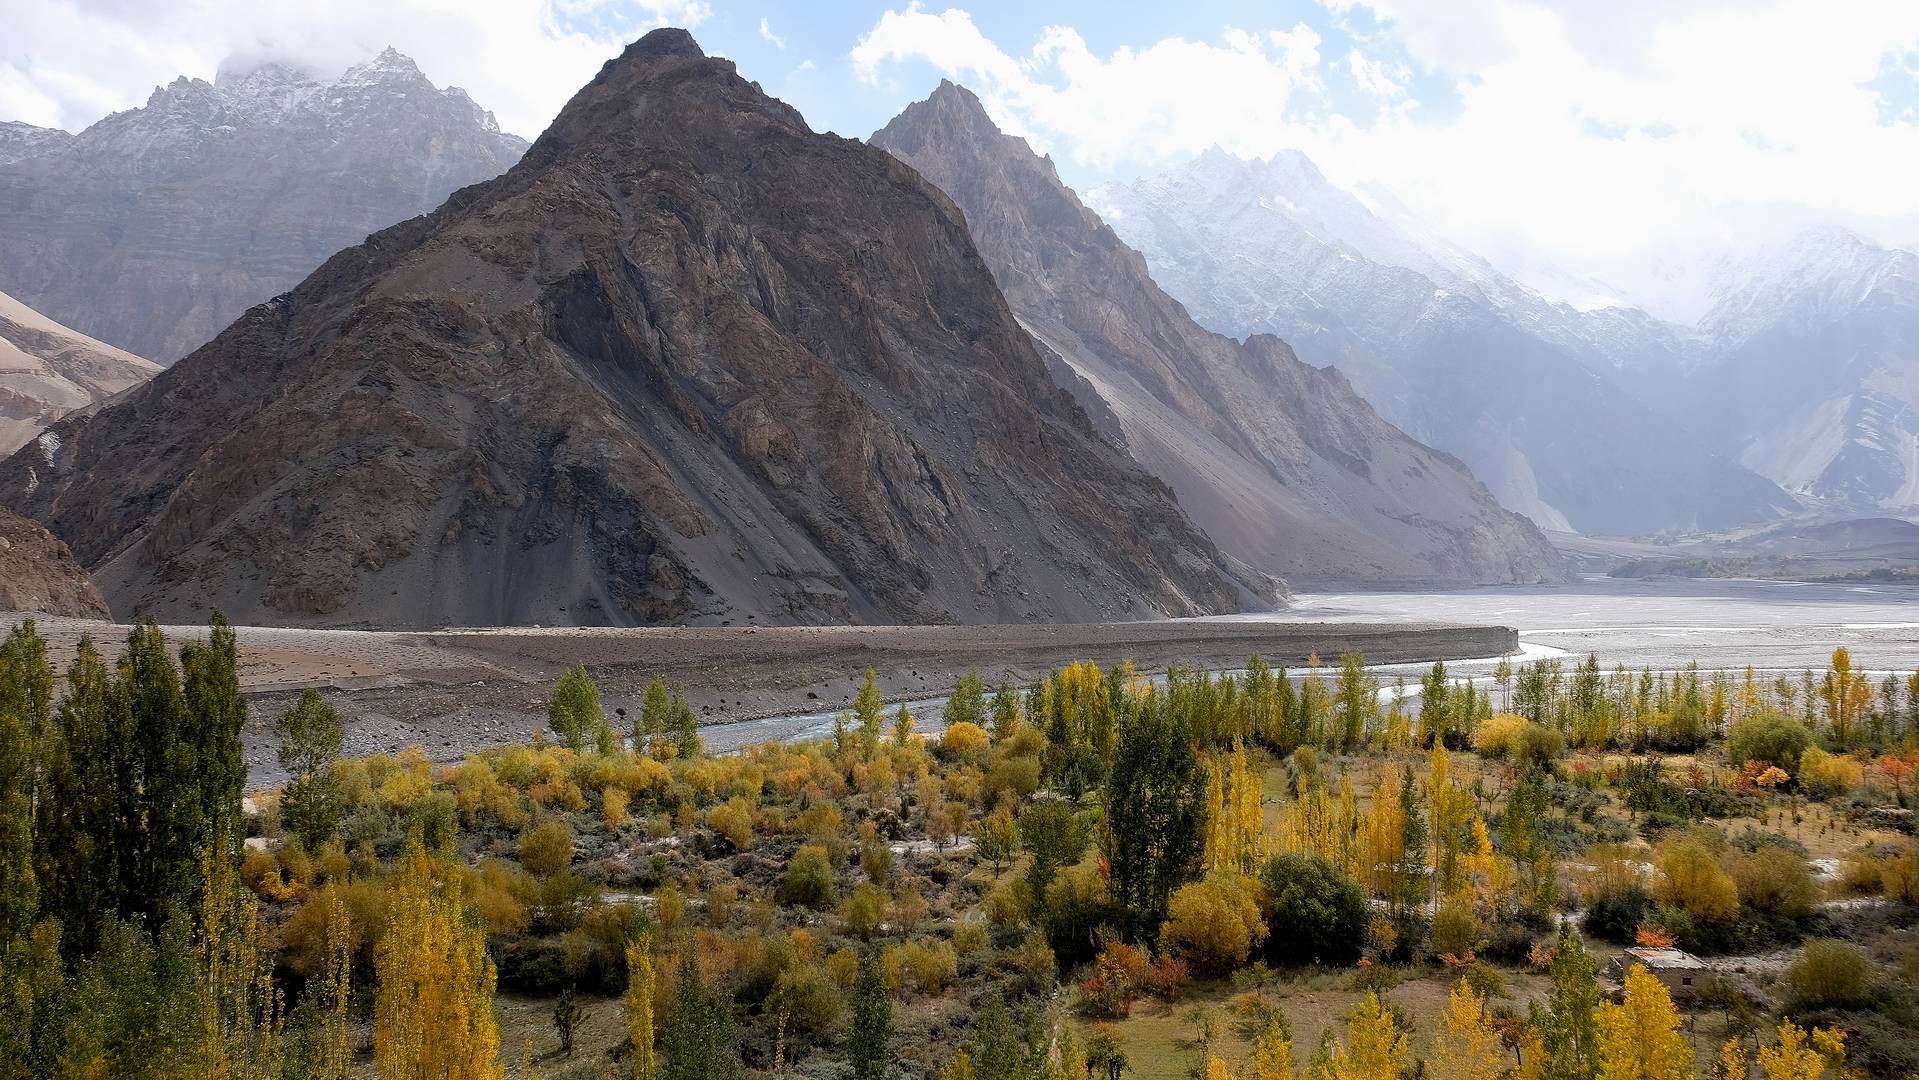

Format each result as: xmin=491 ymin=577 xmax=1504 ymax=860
xmin=1711 ymin=1039 xmax=1746 ymax=1080
xmin=941 ymin=1052 xmax=977 ymax=1080
xmin=191 ymin=847 xmax=284 ymax=1080
xmin=1252 ymin=1015 xmax=1295 ymax=1080
xmin=628 ymin=935 xmax=657 ymax=1080
xmin=1754 ymin=1019 xmax=1846 ymax=1080
xmin=1364 ymin=767 xmax=1407 ymax=900
xmin=1430 ymin=980 xmax=1503 ymax=1080
xmin=1594 ymin=965 xmax=1692 ymax=1080
xmin=374 ymin=847 xmax=502 ymax=1080
xmin=1324 ymin=992 xmax=1407 ymax=1080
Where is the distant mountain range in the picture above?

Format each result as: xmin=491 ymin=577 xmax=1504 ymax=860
xmin=873 ymin=83 xmax=1570 ymax=587
xmin=0 ymin=31 xmax=1262 ymax=628
xmin=0 ymin=289 xmax=159 ymax=455
xmin=1090 ymin=150 xmax=1803 ymax=536
xmin=0 ymin=49 xmax=527 ymax=363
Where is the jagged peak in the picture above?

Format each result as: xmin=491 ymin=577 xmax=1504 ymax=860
xmin=625 ymin=27 xmax=706 ymax=62
xmin=214 ymin=54 xmax=321 ymax=89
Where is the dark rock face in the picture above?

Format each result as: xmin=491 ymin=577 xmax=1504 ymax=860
xmin=0 ymin=50 xmax=528 ymax=363
xmin=0 ymin=289 xmax=161 ymax=455
xmin=0 ymin=505 xmax=109 ymax=619
xmin=873 ymin=84 xmax=1571 ymax=587
xmin=0 ymin=30 xmax=1256 ymax=629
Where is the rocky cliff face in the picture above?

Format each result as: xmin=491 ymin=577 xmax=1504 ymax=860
xmin=0 ymin=505 xmax=109 ymax=619
xmin=0 ymin=289 xmax=161 ymax=455
xmin=874 ymin=84 xmax=1570 ymax=586
xmin=0 ymin=30 xmax=1257 ymax=629
xmin=0 ymin=50 xmax=528 ymax=362
xmin=1091 ymin=150 xmax=1798 ymax=536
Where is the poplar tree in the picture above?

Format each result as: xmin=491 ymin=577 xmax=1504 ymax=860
xmin=548 ymin=665 xmax=603 ymax=751
xmin=181 ymin=613 xmax=247 ymax=854
xmin=374 ymin=846 xmax=501 ymax=1080
xmin=849 ymin=952 xmax=891 ymax=1080
xmin=638 ymin=676 xmax=671 ymax=757
xmin=628 ymin=935 xmax=657 ymax=1080
xmin=662 ymin=952 xmax=736 ymax=1080
xmin=1103 ymin=691 xmax=1207 ymax=940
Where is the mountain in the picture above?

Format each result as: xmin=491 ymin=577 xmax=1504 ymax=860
xmin=0 ymin=289 xmax=161 ymax=455
xmin=0 ymin=49 xmax=528 ymax=362
xmin=0 ymin=29 xmax=1258 ymax=630
xmin=1679 ymin=227 xmax=1919 ymax=511
xmin=0 ymin=505 xmax=109 ymax=619
xmin=1090 ymin=149 xmax=1798 ymax=536
xmin=872 ymin=83 xmax=1569 ymax=587
xmin=0 ymin=121 xmax=71 ymax=166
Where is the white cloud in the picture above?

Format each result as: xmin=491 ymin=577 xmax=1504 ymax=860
xmin=759 ymin=17 xmax=785 ymax=50
xmin=852 ymin=4 xmax=1323 ymax=168
xmin=1345 ymin=50 xmax=1406 ymax=99
xmin=0 ymin=0 xmax=710 ymax=139
xmin=852 ymin=1 xmax=1919 ymax=320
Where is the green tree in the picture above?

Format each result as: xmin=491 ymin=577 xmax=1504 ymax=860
xmin=662 ymin=952 xmax=737 ymax=1080
xmin=123 ymin=619 xmax=202 ymax=927
xmin=855 ymin=670 xmax=885 ymax=757
xmin=1333 ymin=652 xmax=1376 ymax=750
xmin=1395 ymin=769 xmax=1428 ymax=912
xmin=637 ymin=675 xmax=671 ymax=756
xmin=1533 ymin=922 xmax=1601 ymax=1080
xmin=1018 ymin=801 xmax=1087 ymax=900
xmin=1103 ymin=693 xmax=1207 ymax=940
xmin=0 ymin=620 xmax=47 ymax=942
xmin=548 ymin=665 xmax=603 ymax=752
xmin=1258 ymin=853 xmax=1366 ymax=964
xmin=180 ymin=613 xmax=246 ymax=855
xmin=947 ymin=669 xmax=987 ymax=731
xmin=849 ymin=952 xmax=892 ymax=1080
xmin=34 ymin=634 xmax=116 ymax=950
xmin=276 ymin=689 xmax=347 ymax=850
xmin=672 ymin=684 xmax=701 ymax=758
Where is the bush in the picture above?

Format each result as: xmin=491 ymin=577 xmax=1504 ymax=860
xmin=1727 ymin=715 xmax=1812 ymax=775
xmin=1799 ymin=748 xmax=1864 ymax=797
xmin=841 ymin=884 xmax=888 ymax=938
xmin=1730 ymin=847 xmax=1819 ymax=918
xmin=1786 ymin=939 xmax=1873 ymax=1009
xmin=1583 ymin=885 xmax=1653 ymax=946
xmin=1653 ymin=839 xmax=1738 ymax=922
xmin=1162 ymin=874 xmax=1266 ymax=974
xmin=1885 ymin=844 xmax=1919 ymax=904
xmin=1258 ymin=853 xmax=1366 ymax=965
xmin=1429 ymin=902 xmax=1480 ymax=958
xmin=518 ymin=820 xmax=575 ymax=878
xmin=779 ymin=844 xmax=836 ymax=909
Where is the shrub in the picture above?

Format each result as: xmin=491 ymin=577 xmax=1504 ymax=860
xmin=939 ymin=721 xmax=990 ymax=757
xmin=1653 ymin=839 xmax=1738 ymax=922
xmin=842 ymin=884 xmax=888 ymax=938
xmin=779 ymin=844 xmax=836 ymax=909
xmin=893 ymin=939 xmax=958 ymax=994
xmin=1472 ymin=714 xmax=1531 ymax=756
xmin=769 ymin=962 xmax=844 ymax=1044
xmin=1883 ymin=844 xmax=1919 ymax=904
xmin=1429 ymin=902 xmax=1480 ymax=958
xmin=1258 ymin=853 xmax=1366 ymax=965
xmin=518 ymin=820 xmax=575 ymax=878
xmin=1583 ymin=885 xmax=1653 ymax=946
xmin=1162 ymin=874 xmax=1266 ymax=974
xmin=707 ymin=797 xmax=755 ymax=851
xmin=1727 ymin=715 xmax=1812 ymax=775
xmin=1730 ymin=847 xmax=1819 ymax=917
xmin=1799 ymin=748 xmax=1864 ymax=797
xmin=1786 ymin=939 xmax=1873 ymax=1009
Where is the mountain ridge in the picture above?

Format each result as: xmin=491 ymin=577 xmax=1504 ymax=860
xmin=0 ymin=29 xmax=1259 ymax=629
xmin=873 ymin=82 xmax=1571 ymax=586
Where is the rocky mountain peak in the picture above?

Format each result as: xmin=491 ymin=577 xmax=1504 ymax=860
xmin=0 ymin=43 xmax=531 ymax=362
xmin=0 ymin=32 xmax=1252 ymax=627
xmin=874 ymin=83 xmax=1573 ymax=586
xmin=0 ymin=122 xmax=72 ymax=166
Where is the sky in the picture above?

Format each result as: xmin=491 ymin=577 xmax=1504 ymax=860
xmin=6 ymin=0 xmax=1919 ymax=320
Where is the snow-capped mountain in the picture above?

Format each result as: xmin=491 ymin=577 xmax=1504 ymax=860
xmin=1091 ymin=150 xmax=1795 ymax=535
xmin=0 ymin=49 xmax=528 ymax=362
xmin=0 ymin=122 xmax=72 ymax=167
xmin=1683 ymin=226 xmax=1919 ymax=510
